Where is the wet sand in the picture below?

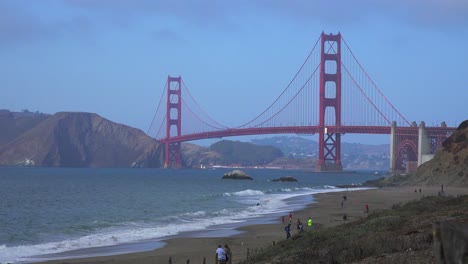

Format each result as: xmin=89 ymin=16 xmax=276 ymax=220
xmin=38 ymin=186 xmax=468 ymax=264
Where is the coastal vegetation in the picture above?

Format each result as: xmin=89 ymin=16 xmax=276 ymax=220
xmin=240 ymin=195 xmax=468 ymax=264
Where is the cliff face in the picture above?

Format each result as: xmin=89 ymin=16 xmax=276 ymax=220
xmin=0 ymin=110 xmax=49 ymax=146
xmin=411 ymin=120 xmax=468 ymax=186
xmin=0 ymin=112 xmax=164 ymax=168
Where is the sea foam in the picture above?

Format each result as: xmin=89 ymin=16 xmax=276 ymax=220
xmin=0 ymin=186 xmax=372 ymax=263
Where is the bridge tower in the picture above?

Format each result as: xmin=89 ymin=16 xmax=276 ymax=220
xmin=317 ymin=32 xmax=343 ymax=172
xmin=164 ymin=76 xmax=182 ymax=168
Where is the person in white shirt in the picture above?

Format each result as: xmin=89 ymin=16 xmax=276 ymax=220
xmin=216 ymin=245 xmax=227 ymax=264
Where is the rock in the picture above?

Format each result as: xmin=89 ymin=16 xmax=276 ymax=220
xmin=222 ymin=170 xmax=253 ymax=180
xmin=16 ymin=158 xmax=35 ymax=167
xmin=272 ymin=176 xmax=298 ymax=182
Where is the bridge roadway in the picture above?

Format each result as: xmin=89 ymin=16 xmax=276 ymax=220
xmin=158 ymin=125 xmax=455 ymax=144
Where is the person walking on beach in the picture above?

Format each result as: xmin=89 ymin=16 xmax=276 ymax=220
xmin=285 ymin=224 xmax=291 ymax=239
xmin=296 ymin=219 xmax=304 ymax=234
xmin=216 ymin=245 xmax=227 ymax=264
xmin=307 ymin=217 xmax=312 ymax=231
xmin=224 ymin=244 xmax=232 ymax=264
xmin=289 ymin=212 xmax=292 ymax=223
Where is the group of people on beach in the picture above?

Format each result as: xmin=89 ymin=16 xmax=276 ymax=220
xmin=284 ymin=212 xmax=313 ymax=239
xmin=215 ymin=244 xmax=232 ymax=264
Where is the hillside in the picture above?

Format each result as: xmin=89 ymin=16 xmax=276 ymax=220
xmin=252 ymin=136 xmax=389 ymax=170
xmin=180 ymin=140 xmax=285 ymax=168
xmin=181 ymin=143 xmax=221 ymax=168
xmin=0 ymin=110 xmax=50 ymax=147
xmin=365 ymin=120 xmax=468 ymax=187
xmin=410 ymin=120 xmax=468 ymax=186
xmin=210 ymin=140 xmax=284 ymax=166
xmin=240 ymin=195 xmax=468 ymax=264
xmin=0 ymin=112 xmax=164 ymax=167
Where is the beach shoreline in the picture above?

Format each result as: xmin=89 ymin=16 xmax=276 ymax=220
xmin=34 ymin=186 xmax=468 ymax=264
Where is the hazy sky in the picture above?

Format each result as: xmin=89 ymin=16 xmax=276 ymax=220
xmin=1 ymin=0 xmax=467 ymax=144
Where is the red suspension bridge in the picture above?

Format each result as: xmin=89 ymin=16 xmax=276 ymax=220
xmin=148 ymin=32 xmax=455 ymax=173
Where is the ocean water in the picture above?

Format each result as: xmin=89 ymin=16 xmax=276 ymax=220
xmin=0 ymin=167 xmax=379 ymax=263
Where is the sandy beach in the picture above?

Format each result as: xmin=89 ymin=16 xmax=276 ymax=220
xmin=37 ymin=186 xmax=468 ymax=264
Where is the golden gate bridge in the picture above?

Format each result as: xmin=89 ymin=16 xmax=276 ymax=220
xmin=148 ymin=32 xmax=455 ymax=173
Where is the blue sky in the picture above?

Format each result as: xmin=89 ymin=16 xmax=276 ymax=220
xmin=1 ymin=0 xmax=467 ymax=144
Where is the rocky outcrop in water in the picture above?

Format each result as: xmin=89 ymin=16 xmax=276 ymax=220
xmin=272 ymin=176 xmax=298 ymax=182
xmin=222 ymin=170 xmax=253 ymax=180
xmin=0 ymin=112 xmax=164 ymax=168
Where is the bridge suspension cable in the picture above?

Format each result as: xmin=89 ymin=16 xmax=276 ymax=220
xmin=341 ymin=37 xmax=411 ymax=126
xmin=182 ymin=80 xmax=229 ymax=129
xmin=250 ymin=63 xmax=321 ymax=128
xmin=236 ymin=35 xmax=322 ymax=128
xmin=181 ymin=98 xmax=227 ymax=130
xmin=147 ymin=81 xmax=167 ymax=136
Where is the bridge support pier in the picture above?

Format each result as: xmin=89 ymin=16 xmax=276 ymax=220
xmin=418 ymin=121 xmax=431 ymax=166
xmin=389 ymin=121 xmax=449 ymax=175
xmin=317 ymin=32 xmax=342 ymax=172
xmin=390 ymin=122 xmax=419 ymax=174
xmin=164 ymin=76 xmax=182 ymax=168
xmin=389 ymin=121 xmax=396 ymax=174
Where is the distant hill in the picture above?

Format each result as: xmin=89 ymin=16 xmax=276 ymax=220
xmin=210 ymin=140 xmax=284 ymax=166
xmin=252 ymin=136 xmax=317 ymax=159
xmin=180 ymin=137 xmax=391 ymax=169
xmin=181 ymin=143 xmax=221 ymax=168
xmin=252 ymin=136 xmax=389 ymax=170
xmin=180 ymin=140 xmax=284 ymax=168
xmin=0 ymin=112 xmax=164 ymax=167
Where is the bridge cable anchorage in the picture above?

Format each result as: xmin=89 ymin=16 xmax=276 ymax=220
xmin=341 ymin=37 xmax=410 ymax=126
xmin=147 ymin=81 xmax=168 ymax=136
xmin=235 ymin=34 xmax=322 ymax=128
xmin=181 ymin=80 xmax=229 ymax=129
